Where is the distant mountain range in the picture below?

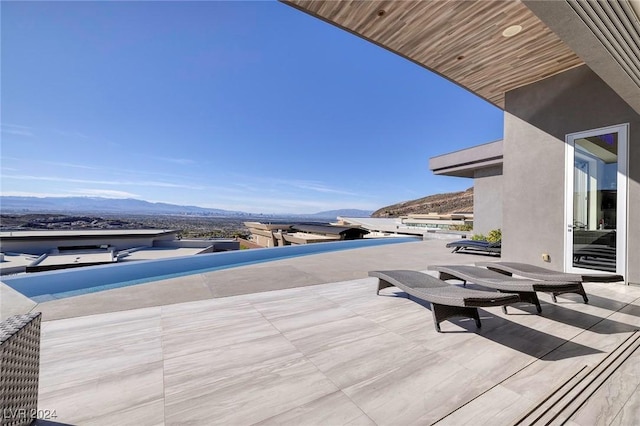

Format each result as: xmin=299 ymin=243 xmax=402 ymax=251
xmin=0 ymin=196 xmax=373 ymax=219
xmin=0 ymin=190 xmax=473 ymax=220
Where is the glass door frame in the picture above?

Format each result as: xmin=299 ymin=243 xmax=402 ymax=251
xmin=564 ymin=123 xmax=628 ymax=276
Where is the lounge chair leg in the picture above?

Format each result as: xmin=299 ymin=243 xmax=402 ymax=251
xmin=431 ymin=304 xmax=482 ymax=332
xmin=552 ymin=293 xmax=558 ymax=303
xmin=523 ymin=292 xmax=542 ymax=314
xmin=431 ymin=309 xmax=442 ymax=333
xmin=376 ymin=278 xmax=395 ymax=295
xmin=550 ymin=286 xmax=588 ymax=304
xmin=473 ymin=310 xmax=481 ymax=329
xmin=579 ymin=283 xmax=589 ymax=303
xmin=499 ymin=290 xmax=541 ymax=314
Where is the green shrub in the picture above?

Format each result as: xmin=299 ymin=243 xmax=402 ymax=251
xmin=470 ymin=229 xmax=501 ymax=242
xmin=487 ymin=229 xmax=502 ymax=243
xmin=450 ymin=224 xmax=473 ymax=231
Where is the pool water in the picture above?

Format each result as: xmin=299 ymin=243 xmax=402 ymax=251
xmin=2 ymin=237 xmax=419 ymax=302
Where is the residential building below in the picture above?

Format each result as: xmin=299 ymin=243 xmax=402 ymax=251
xmin=0 ymin=229 xmax=238 ymax=275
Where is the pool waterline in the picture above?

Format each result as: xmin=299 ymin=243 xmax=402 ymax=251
xmin=2 ymin=237 xmax=419 ymax=302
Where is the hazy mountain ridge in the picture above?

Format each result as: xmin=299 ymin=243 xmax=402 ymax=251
xmin=371 ymin=187 xmax=473 ymax=217
xmin=1 ymin=192 xmax=471 ymax=219
xmin=0 ymin=196 xmax=241 ymax=216
xmin=0 ymin=196 xmax=372 ymax=218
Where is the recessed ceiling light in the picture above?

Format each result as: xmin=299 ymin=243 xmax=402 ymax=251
xmin=502 ymin=25 xmax=523 ymax=37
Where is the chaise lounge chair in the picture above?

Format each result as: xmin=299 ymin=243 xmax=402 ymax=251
xmin=369 ymin=270 xmax=520 ymax=332
xmin=1 ymin=312 xmax=42 ymax=426
xmin=427 ymin=265 xmax=588 ymax=313
xmin=476 ymin=261 xmax=624 ymax=283
xmin=445 ymin=239 xmax=501 ymax=256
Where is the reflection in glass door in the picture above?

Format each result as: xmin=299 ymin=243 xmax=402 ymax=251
xmin=566 ymin=125 xmax=627 ymax=275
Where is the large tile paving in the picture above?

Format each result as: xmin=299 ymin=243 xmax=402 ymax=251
xmin=28 ymin=239 xmax=478 ymax=321
xmin=20 ymin=241 xmax=640 ymax=424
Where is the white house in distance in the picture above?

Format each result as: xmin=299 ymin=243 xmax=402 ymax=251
xmin=284 ymin=0 xmax=640 ymax=284
xmin=0 ymin=230 xmax=239 ymax=274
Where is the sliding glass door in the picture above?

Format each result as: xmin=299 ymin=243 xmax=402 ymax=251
xmin=565 ymin=124 xmax=627 ymax=275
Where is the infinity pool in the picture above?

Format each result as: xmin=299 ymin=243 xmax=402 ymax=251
xmin=2 ymin=237 xmax=419 ymax=302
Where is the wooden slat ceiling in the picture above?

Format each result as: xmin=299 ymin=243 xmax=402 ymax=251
xmin=283 ymin=0 xmax=585 ymax=109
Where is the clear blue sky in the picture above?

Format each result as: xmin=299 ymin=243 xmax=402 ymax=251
xmin=1 ymin=1 xmax=503 ymax=214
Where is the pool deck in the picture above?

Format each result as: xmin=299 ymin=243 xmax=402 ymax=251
xmin=5 ymin=239 xmax=640 ymax=425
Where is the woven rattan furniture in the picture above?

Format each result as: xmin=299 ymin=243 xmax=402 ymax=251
xmin=369 ymin=270 xmax=519 ymax=332
xmin=0 ymin=312 xmax=42 ymax=426
xmin=445 ymin=240 xmax=501 ymax=256
xmin=476 ymin=261 xmax=624 ymax=283
xmin=428 ymin=265 xmax=589 ymax=313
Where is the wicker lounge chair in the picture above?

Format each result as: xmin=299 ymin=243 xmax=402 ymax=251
xmin=0 ymin=312 xmax=42 ymax=426
xmin=476 ymin=261 xmax=624 ymax=283
xmin=445 ymin=239 xmax=501 ymax=256
xmin=428 ymin=265 xmax=589 ymax=313
xmin=369 ymin=270 xmax=520 ymax=332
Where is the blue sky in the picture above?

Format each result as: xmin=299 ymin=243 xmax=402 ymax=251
xmin=1 ymin=1 xmax=503 ymax=214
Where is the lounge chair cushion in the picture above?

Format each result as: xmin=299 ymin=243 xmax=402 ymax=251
xmin=369 ymin=270 xmax=518 ymax=307
xmin=428 ymin=265 xmax=589 ymax=311
xmin=428 ymin=265 xmax=582 ymax=293
xmin=476 ymin=261 xmax=623 ymax=283
xmin=369 ymin=270 xmax=519 ymax=332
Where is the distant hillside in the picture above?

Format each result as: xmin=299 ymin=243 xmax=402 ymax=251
xmin=371 ymin=187 xmax=473 ymax=217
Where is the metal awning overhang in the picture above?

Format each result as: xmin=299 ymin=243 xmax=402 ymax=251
xmin=282 ymin=0 xmax=640 ymax=114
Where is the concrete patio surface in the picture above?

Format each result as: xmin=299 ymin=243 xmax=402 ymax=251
xmin=5 ymin=240 xmax=639 ymax=425
xmin=25 ymin=239 xmax=482 ymax=321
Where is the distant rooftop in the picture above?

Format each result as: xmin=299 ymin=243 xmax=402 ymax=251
xmin=0 ymin=230 xmax=238 ymax=274
xmin=338 ymin=217 xmax=471 ymax=238
xmin=30 ymin=250 xmax=115 ymax=272
xmin=118 ymin=247 xmax=210 ymax=262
